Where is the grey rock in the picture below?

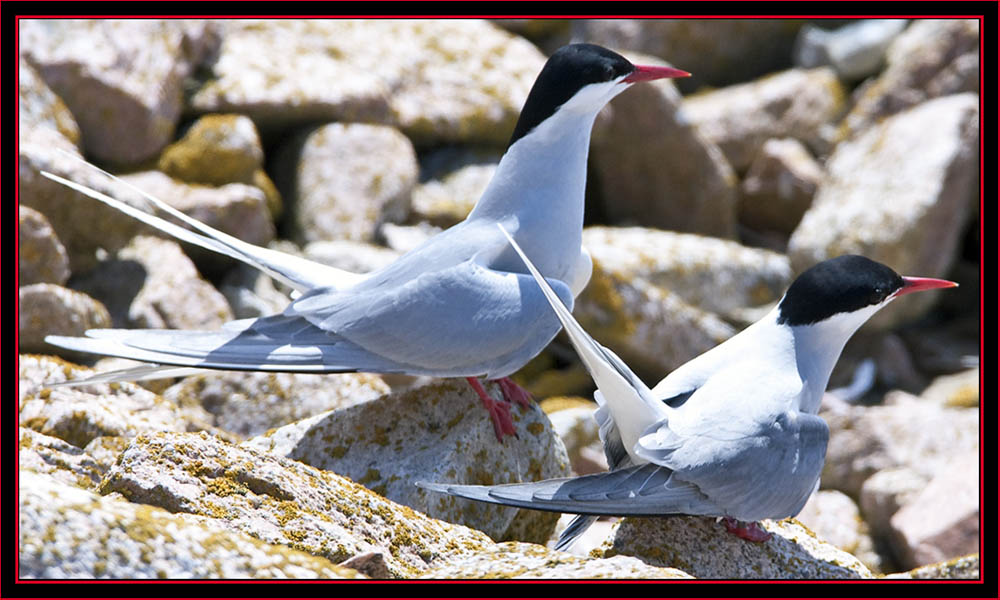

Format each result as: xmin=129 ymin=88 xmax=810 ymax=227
xmin=885 ymin=553 xmax=980 ymax=579
xmin=19 ymin=470 xmax=363 ymax=579
xmin=591 ymin=52 xmax=738 ymax=238
xmin=874 ymin=333 xmax=926 ymax=392
xmin=188 ymin=20 xmax=546 ymax=145
xmin=100 ymin=431 xmax=496 ymax=578
xmin=858 ymin=466 xmax=927 ymax=541
xmin=795 ymin=19 xmax=909 ymax=81
xmin=18 ymin=427 xmax=104 ymax=489
xmin=302 ymin=240 xmax=402 ymax=275
xmin=888 ymin=450 xmax=979 ymax=569
xmin=545 ymin=402 xmax=605 ymax=476
xmin=19 ymin=205 xmax=71 ymax=286
xmin=18 ymin=354 xmax=191 ymax=448
xmin=739 ymin=138 xmax=823 ymax=235
xmin=821 ymin=395 xmax=979 ymax=498
xmin=572 ymin=19 xmax=806 ymax=93
xmin=218 ymin=264 xmax=293 ymax=320
xmin=71 ymin=235 xmax=233 ymax=331
xmin=245 ymin=379 xmax=572 ymax=545
xmin=20 ymin=19 xmax=220 ymax=165
xmin=795 ymin=490 xmax=882 ymax=573
xmin=682 ymin=67 xmax=847 ymax=172
xmin=18 ymin=57 xmax=80 ymax=148
xmin=18 ymin=284 xmax=111 ymax=355
xmin=162 ymin=371 xmax=390 ymax=440
xmin=281 ymin=123 xmax=417 ymax=244
xmin=601 ymin=516 xmax=873 ymax=579
xmin=423 ymin=541 xmax=692 ymax=579
xmin=839 ymin=19 xmax=980 ymax=141
xmin=788 ymin=94 xmax=979 ymax=330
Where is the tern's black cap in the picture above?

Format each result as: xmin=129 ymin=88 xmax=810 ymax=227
xmin=777 ymin=255 xmax=905 ymax=326
xmin=507 ymin=44 xmax=635 ymax=148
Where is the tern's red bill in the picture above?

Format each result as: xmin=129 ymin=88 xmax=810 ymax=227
xmin=623 ymin=64 xmax=691 ymax=83
xmin=894 ymin=276 xmax=959 ymax=297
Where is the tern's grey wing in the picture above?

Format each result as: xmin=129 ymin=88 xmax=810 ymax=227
xmin=280 ymin=252 xmax=574 ymax=378
xmin=636 ymin=410 xmax=829 ymax=521
xmin=417 ymin=463 xmax=724 ymax=517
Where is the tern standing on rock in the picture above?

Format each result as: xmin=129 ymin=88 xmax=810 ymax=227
xmin=42 ymin=44 xmax=690 ymax=441
xmin=419 ymin=226 xmax=957 ymax=549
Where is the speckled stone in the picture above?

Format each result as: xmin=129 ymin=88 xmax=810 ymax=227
xmin=601 ymin=516 xmax=873 ymax=579
xmin=162 ymin=371 xmax=390 ymax=440
xmin=591 ymin=52 xmax=738 ymax=239
xmin=788 ymin=94 xmax=979 ymax=330
xmin=681 ymin=67 xmax=847 ymax=171
xmin=885 ymin=553 xmax=980 ymax=580
xmin=70 ymin=235 xmax=233 ymax=331
xmin=422 ymin=541 xmax=692 ymax=579
xmin=19 ymin=470 xmax=364 ymax=579
xmin=100 ymin=431 xmax=496 ymax=578
xmin=19 ymin=205 xmax=71 ymax=286
xmin=245 ymin=378 xmax=572 ymax=545
xmin=281 ymin=123 xmax=417 ymax=244
xmin=18 ymin=285 xmax=111 ymax=355
xmin=20 ymin=19 xmax=220 ymax=165
xmin=839 ymin=19 xmax=980 ymax=141
xmin=18 ymin=355 xmax=191 ymax=449
xmin=18 ymin=427 xmax=104 ymax=490
xmin=187 ymin=20 xmax=546 ymax=145
xmin=410 ymin=163 xmax=497 ymax=228
xmin=739 ymin=138 xmax=824 ymax=235
xmin=795 ymin=490 xmax=882 ymax=573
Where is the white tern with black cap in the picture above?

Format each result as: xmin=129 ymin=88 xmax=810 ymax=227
xmin=42 ymin=44 xmax=690 ymax=441
xmin=418 ymin=224 xmax=957 ymax=549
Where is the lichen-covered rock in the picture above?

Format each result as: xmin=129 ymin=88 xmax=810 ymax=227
xmin=19 ymin=205 xmax=71 ymax=286
xmin=794 ymin=19 xmax=909 ymax=81
xmin=591 ymin=52 xmax=738 ymax=238
xmin=839 ymin=19 xmax=980 ymax=141
xmin=571 ymin=19 xmax=805 ymax=93
xmin=162 ymin=371 xmax=390 ymax=439
xmin=410 ymin=163 xmax=496 ymax=228
xmin=245 ymin=379 xmax=572 ymax=545
xmin=821 ymin=395 xmax=979 ymax=498
xmin=99 ymin=431 xmax=496 ymax=578
xmin=155 ymin=116 xmax=277 ymax=214
xmin=281 ymin=123 xmax=417 ymax=244
xmin=682 ymin=68 xmax=846 ymax=172
xmin=188 ymin=20 xmax=546 ymax=145
xmin=543 ymin=399 xmax=605 ymax=476
xmin=70 ymin=235 xmax=233 ymax=331
xmin=788 ymin=94 xmax=979 ymax=330
xmin=739 ymin=138 xmax=823 ymax=235
xmin=885 ymin=553 xmax=980 ymax=580
xmin=20 ymin=19 xmax=220 ymax=165
xmin=18 ymin=284 xmax=111 ymax=355
xmin=18 ymin=56 xmax=80 ymax=148
xmin=18 ymin=427 xmax=104 ymax=489
xmin=921 ymin=368 xmax=980 ymax=409
xmin=887 ymin=450 xmax=979 ymax=570
xmin=156 ymin=114 xmax=282 ymax=219
xmin=18 ymin=355 xmax=191 ymax=448
xmin=422 ymin=541 xmax=692 ymax=579
xmin=795 ymin=490 xmax=882 ymax=573
xmin=601 ymin=516 xmax=873 ymax=579
xmin=19 ymin=470 xmax=363 ymax=579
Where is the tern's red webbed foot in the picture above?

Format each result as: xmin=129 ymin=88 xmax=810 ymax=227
xmin=496 ymin=376 xmax=534 ymax=409
xmin=722 ymin=517 xmax=772 ymax=543
xmin=465 ymin=377 xmax=517 ymax=441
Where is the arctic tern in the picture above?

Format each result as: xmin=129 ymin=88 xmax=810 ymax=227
xmin=41 ymin=43 xmax=690 ymax=441
xmin=418 ymin=225 xmax=957 ymax=549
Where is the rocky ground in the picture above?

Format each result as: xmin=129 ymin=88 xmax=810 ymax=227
xmin=18 ymin=18 xmax=980 ymax=580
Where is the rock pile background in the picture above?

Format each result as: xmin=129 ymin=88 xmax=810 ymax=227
xmin=18 ymin=18 xmax=980 ymax=580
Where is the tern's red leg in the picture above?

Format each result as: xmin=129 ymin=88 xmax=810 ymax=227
xmin=722 ymin=517 xmax=772 ymax=543
xmin=496 ymin=376 xmax=534 ymax=409
xmin=465 ymin=377 xmax=517 ymax=441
